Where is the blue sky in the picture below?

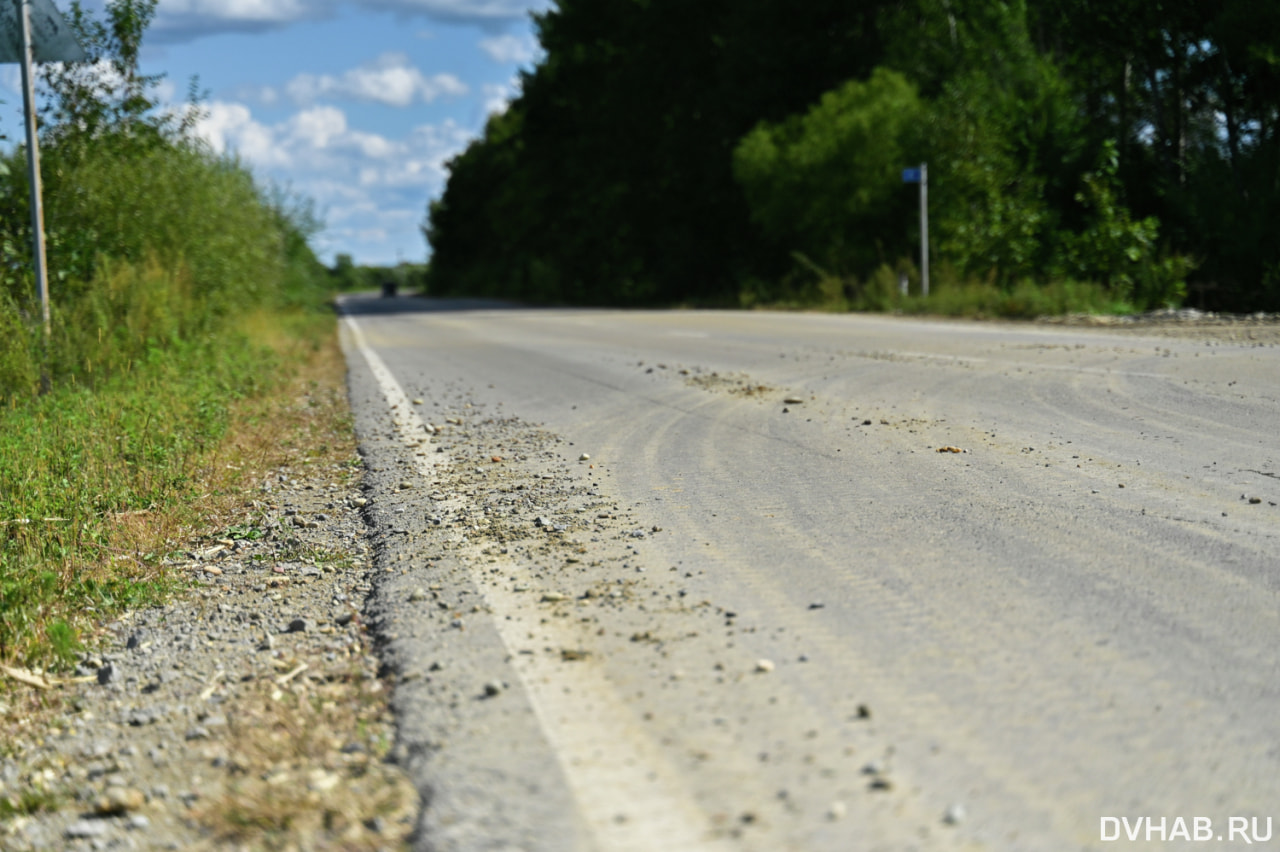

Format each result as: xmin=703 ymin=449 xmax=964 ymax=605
xmin=1 ymin=0 xmax=550 ymax=266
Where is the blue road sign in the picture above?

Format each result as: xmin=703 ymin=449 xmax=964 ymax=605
xmin=902 ymin=168 xmax=922 ymax=183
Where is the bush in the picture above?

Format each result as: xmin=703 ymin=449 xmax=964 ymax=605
xmin=1051 ymin=141 xmax=1193 ymax=309
xmin=733 ymin=68 xmax=924 ymax=274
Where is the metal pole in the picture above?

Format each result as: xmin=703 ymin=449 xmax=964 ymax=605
xmin=18 ymin=0 xmax=51 ymax=341
xmin=920 ymin=162 xmax=929 ymax=298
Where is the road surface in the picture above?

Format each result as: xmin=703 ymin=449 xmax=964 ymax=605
xmin=339 ymin=295 xmax=1280 ymax=852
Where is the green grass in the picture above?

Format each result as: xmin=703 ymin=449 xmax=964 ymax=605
xmin=0 ymin=306 xmax=335 ymax=671
xmin=0 ymin=781 xmax=66 ymax=819
xmin=741 ymin=260 xmax=1145 ymax=318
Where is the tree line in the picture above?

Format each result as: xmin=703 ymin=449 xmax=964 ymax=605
xmin=424 ymin=0 xmax=1280 ymax=313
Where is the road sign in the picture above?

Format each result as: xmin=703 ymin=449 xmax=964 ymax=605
xmin=0 ymin=0 xmax=86 ymax=63
xmin=904 ymin=163 xmax=928 ymax=297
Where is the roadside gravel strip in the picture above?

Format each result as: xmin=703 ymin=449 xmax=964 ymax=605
xmin=1 ymin=460 xmax=418 ymax=851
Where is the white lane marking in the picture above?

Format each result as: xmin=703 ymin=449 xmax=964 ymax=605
xmin=341 ymin=311 xmax=733 ymax=852
xmin=341 ymin=315 xmax=443 ymax=472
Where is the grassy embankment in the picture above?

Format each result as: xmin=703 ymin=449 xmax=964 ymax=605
xmin=0 ymin=59 xmax=344 ymax=674
xmin=0 ymin=303 xmax=346 ymax=675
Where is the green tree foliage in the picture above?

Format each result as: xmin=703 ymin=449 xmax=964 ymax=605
xmin=1029 ymin=0 xmax=1280 ymax=309
xmin=427 ymin=0 xmax=899 ymax=305
xmin=426 ymin=0 xmax=1276 ymax=311
xmin=1052 ymin=141 xmax=1190 ymax=307
xmin=733 ymin=69 xmax=924 ymax=274
xmin=924 ymin=71 xmax=1051 ymax=285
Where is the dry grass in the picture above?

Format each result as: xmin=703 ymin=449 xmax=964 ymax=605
xmin=194 ymin=667 xmax=416 ymax=852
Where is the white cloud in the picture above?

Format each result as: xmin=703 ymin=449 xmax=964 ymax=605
xmin=362 ymin=1 xmax=550 ymax=25
xmin=482 ymin=77 xmax=519 ymax=116
xmin=145 ymin=0 xmax=549 ymax=42
xmin=149 ymin=0 xmax=323 ymax=41
xmin=286 ymin=105 xmax=349 ymax=149
xmin=192 ymin=98 xmax=473 ymax=263
xmin=196 ymin=100 xmax=292 ymax=167
xmin=160 ymin=0 xmax=309 ymax=23
xmin=479 ymin=33 xmax=538 ymax=65
xmin=284 ymin=53 xmax=467 ymax=107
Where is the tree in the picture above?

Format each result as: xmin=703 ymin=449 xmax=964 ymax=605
xmin=733 ymin=69 xmax=923 ymax=274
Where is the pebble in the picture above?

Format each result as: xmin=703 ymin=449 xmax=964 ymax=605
xmin=754 ymin=659 xmax=775 ymax=673
xmin=578 ymin=453 xmax=590 ymax=461
xmin=65 ymin=820 xmax=108 ymax=839
xmin=286 ymin=618 xmax=307 ymax=633
xmin=129 ymin=709 xmax=162 ymax=726
xmin=826 ymin=801 xmax=847 ymax=821
xmin=483 ymin=680 xmax=503 ymax=697
xmin=943 ymin=803 xmax=967 ymax=825
xmin=95 ymin=787 xmax=145 ymax=815
xmin=307 ymin=769 xmax=341 ymax=793
xmin=408 ymin=588 xmax=428 ymax=602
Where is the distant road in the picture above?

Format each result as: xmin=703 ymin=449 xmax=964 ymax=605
xmin=341 ymin=294 xmax=1280 ymax=852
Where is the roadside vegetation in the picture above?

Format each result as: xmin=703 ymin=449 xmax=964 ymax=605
xmin=425 ymin=0 xmax=1278 ymax=315
xmin=0 ymin=0 xmax=334 ymax=673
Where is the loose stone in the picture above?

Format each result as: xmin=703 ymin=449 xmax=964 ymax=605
xmin=65 ymin=820 xmax=108 ymax=839
xmin=95 ymin=787 xmax=146 ymax=815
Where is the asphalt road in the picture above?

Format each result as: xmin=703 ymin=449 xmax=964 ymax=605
xmin=340 ymin=295 xmax=1280 ymax=852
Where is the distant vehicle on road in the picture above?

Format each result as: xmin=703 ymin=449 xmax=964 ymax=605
xmin=381 ymin=279 xmax=398 ymax=298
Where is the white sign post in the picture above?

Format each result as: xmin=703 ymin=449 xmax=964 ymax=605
xmin=1 ymin=0 xmax=87 ymax=343
xmin=902 ymin=163 xmax=929 ymax=297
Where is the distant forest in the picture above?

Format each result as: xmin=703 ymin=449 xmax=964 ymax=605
xmin=424 ymin=0 xmax=1280 ymax=313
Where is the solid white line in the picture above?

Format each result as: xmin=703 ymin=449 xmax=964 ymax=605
xmin=340 ymin=310 xmax=732 ymax=851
